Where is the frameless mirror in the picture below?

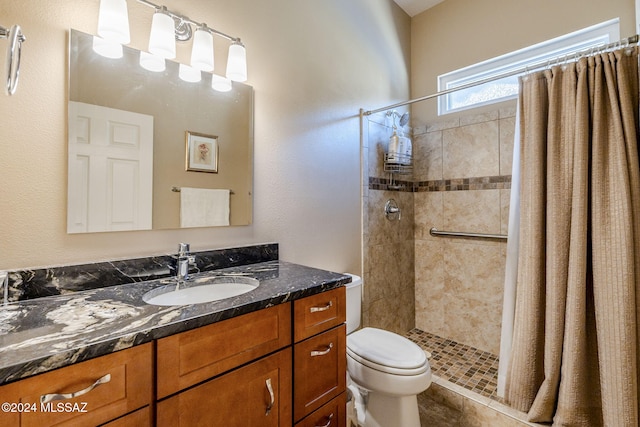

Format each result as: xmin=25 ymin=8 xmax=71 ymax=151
xmin=68 ymin=29 xmax=253 ymax=233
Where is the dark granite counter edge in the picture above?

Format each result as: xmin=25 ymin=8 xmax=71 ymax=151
xmin=0 ymin=275 xmax=350 ymax=385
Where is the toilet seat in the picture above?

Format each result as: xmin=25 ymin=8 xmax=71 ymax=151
xmin=347 ymin=327 xmax=429 ymax=376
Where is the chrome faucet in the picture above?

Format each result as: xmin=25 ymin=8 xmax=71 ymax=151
xmin=176 ymin=243 xmax=195 ymax=282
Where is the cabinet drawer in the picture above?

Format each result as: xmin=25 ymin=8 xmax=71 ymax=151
xmin=2 ymin=343 xmax=152 ymax=427
xmin=295 ymin=392 xmax=346 ymax=427
xmin=157 ymin=303 xmax=291 ymax=398
xmin=293 ymin=287 xmax=346 ymax=342
xmin=157 ymin=348 xmax=292 ymax=427
xmin=294 ymin=325 xmax=346 ymax=421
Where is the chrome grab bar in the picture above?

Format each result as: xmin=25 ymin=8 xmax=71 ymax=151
xmin=0 ymin=24 xmax=26 ymax=95
xmin=429 ymin=227 xmax=507 ymax=241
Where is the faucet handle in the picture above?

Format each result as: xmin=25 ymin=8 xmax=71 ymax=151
xmin=178 ymin=243 xmax=190 ymax=256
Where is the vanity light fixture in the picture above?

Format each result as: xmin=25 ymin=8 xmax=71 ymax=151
xmin=136 ymin=0 xmax=248 ymax=81
xmin=95 ymin=0 xmax=248 ymax=83
xmin=97 ymin=0 xmax=130 ymax=44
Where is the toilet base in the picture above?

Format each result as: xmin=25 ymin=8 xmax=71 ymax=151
xmin=353 ymin=388 xmax=421 ymax=427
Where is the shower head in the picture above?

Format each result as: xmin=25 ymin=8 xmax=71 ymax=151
xmin=399 ymin=112 xmax=409 ymax=127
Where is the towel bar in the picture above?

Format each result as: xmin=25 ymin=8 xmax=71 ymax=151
xmin=429 ymin=227 xmax=507 ymax=240
xmin=172 ymin=186 xmax=235 ymax=195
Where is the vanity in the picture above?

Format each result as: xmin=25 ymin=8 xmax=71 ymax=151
xmin=0 ymin=244 xmax=348 ymax=426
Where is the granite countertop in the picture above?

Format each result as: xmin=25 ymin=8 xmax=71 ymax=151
xmin=0 ymin=260 xmax=350 ymax=385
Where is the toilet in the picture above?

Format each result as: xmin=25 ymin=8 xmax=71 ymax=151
xmin=345 ymin=274 xmax=431 ymax=427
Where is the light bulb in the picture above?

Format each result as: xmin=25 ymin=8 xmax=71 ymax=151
xmin=211 ymin=74 xmax=232 ymax=92
xmin=191 ymin=26 xmax=214 ymax=72
xmin=149 ymin=8 xmax=176 ymax=59
xmin=97 ymin=0 xmax=130 ymax=44
xmin=226 ymin=40 xmax=247 ymax=82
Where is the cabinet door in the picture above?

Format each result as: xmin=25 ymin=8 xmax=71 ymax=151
xmin=294 ymin=325 xmax=346 ymax=421
xmin=157 ymin=348 xmax=292 ymax=427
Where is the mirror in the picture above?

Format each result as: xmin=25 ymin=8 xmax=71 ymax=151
xmin=68 ymin=29 xmax=253 ymax=233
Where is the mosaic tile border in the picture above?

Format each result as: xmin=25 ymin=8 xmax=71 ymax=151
xmin=369 ymin=175 xmax=511 ymax=192
xmin=406 ymin=328 xmax=500 ymax=399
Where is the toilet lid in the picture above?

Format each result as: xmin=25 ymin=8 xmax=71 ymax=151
xmin=347 ymin=327 xmax=427 ymax=371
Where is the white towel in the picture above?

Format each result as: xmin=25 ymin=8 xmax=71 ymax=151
xmin=180 ymin=188 xmax=230 ymax=227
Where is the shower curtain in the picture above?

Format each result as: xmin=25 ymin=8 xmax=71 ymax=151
xmin=503 ymin=47 xmax=640 ymax=426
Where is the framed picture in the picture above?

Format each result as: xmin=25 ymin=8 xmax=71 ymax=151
xmin=185 ymin=131 xmax=218 ymax=173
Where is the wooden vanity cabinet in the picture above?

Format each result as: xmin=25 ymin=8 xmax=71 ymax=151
xmin=293 ymin=287 xmax=347 ymax=426
xmin=0 ymin=343 xmax=153 ymax=427
xmin=0 ymin=285 xmax=347 ymax=427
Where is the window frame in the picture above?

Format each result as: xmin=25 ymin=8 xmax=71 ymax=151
xmin=437 ymin=18 xmax=620 ymax=115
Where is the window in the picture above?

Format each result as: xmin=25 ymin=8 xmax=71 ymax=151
xmin=437 ymin=19 xmax=620 ymax=115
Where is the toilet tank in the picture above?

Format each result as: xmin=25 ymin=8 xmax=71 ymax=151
xmin=345 ymin=273 xmax=362 ymax=334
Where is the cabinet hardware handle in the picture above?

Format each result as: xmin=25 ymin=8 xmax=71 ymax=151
xmin=40 ymin=373 xmax=111 ymax=404
xmin=310 ymin=301 xmax=333 ymax=313
xmin=265 ymin=378 xmax=274 ymax=415
xmin=310 ymin=342 xmax=334 ymax=357
xmin=315 ymin=412 xmax=334 ymax=427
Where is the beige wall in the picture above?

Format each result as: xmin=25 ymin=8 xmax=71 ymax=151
xmin=411 ymin=0 xmax=635 ymax=123
xmin=0 ymin=1 xmax=410 ymax=272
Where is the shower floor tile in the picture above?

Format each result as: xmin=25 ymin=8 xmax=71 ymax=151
xmin=406 ymin=328 xmax=500 ymax=399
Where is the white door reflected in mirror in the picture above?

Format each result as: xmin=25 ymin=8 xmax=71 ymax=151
xmin=67 ymin=101 xmax=153 ymax=233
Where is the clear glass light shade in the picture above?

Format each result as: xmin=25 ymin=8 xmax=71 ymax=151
xmin=92 ymin=36 xmax=123 ymax=59
xmin=191 ymin=28 xmax=214 ymax=71
xmin=179 ymin=64 xmax=202 ymax=83
xmin=211 ymin=74 xmax=232 ymax=92
xmin=226 ymin=41 xmax=247 ymax=82
xmin=97 ymin=0 xmax=130 ymax=44
xmin=139 ymin=51 xmax=166 ymax=72
xmin=149 ymin=10 xmax=176 ymax=59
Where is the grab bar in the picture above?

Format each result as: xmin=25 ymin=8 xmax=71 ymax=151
xmin=429 ymin=227 xmax=507 ymax=241
xmin=0 ymin=24 xmax=26 ymax=95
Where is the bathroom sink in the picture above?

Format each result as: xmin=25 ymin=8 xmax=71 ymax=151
xmin=143 ymin=276 xmax=259 ymax=306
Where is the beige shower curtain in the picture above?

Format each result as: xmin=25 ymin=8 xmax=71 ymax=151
xmin=505 ymin=47 xmax=640 ymax=426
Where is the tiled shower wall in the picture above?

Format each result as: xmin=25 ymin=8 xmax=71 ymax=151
xmin=413 ymin=107 xmax=515 ymax=354
xmin=362 ymin=112 xmax=415 ymax=334
xmin=362 ymin=106 xmax=516 ymax=353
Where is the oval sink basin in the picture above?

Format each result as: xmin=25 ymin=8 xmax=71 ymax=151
xmin=143 ymin=276 xmax=259 ymax=306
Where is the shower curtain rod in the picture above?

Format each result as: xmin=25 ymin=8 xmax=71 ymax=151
xmin=363 ymin=34 xmax=639 ymax=116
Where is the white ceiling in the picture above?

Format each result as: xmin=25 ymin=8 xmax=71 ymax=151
xmin=393 ymin=0 xmax=445 ymax=17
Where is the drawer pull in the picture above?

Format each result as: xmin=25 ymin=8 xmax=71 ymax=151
xmin=316 ymin=412 xmax=334 ymax=427
xmin=310 ymin=342 xmax=334 ymax=357
xmin=309 ymin=301 xmax=333 ymax=313
xmin=265 ymin=378 xmax=274 ymax=415
xmin=40 ymin=373 xmax=111 ymax=404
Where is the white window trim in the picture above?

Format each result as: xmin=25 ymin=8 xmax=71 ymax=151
xmin=437 ymin=18 xmax=620 ymax=115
